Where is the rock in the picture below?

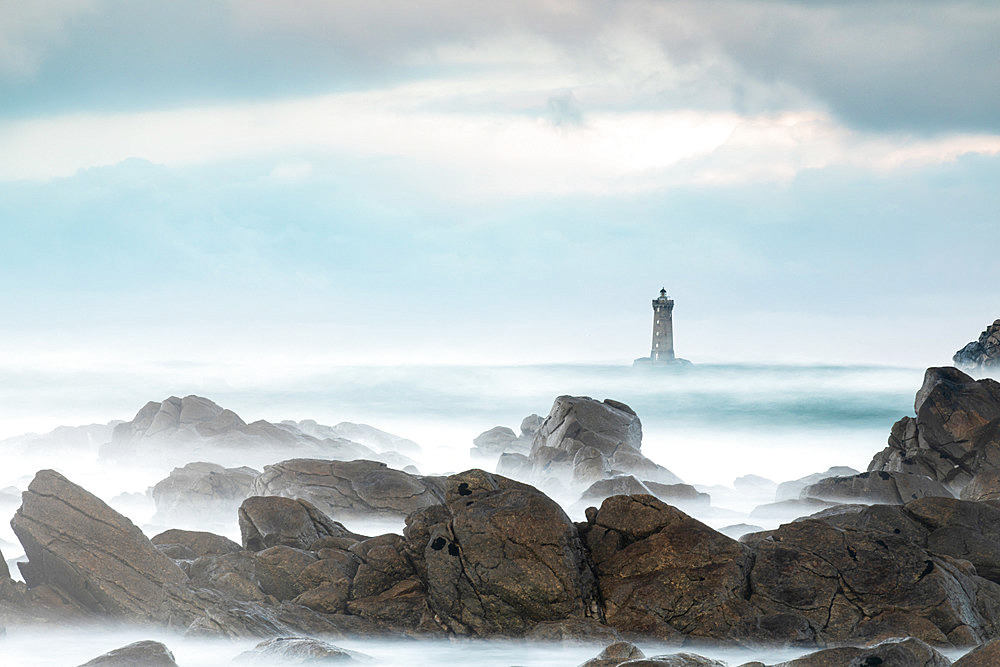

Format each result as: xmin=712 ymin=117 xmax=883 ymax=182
xmin=643 ymin=482 xmax=711 ymax=509
xmin=869 ymin=367 xmax=1000 ymax=493
xmin=580 ymin=641 xmax=645 ymax=667
xmin=718 ymin=524 xmax=764 ymax=540
xmin=151 ymin=529 xmax=242 ymax=558
xmin=292 ymin=420 xmax=422 ymax=456
xmin=524 ymin=617 xmax=622 ymax=642
xmin=960 ymin=469 xmax=1000 ymax=501
xmin=775 ymin=467 xmax=861 ymax=501
xmin=734 ymin=475 xmax=777 ymax=495
xmin=151 ymin=462 xmax=258 ymax=526
xmin=954 ymin=318 xmax=1000 ymax=370
xmin=239 ymin=495 xmax=364 ymax=551
xmin=579 ymin=476 xmax=650 ymax=503
xmin=582 ymin=494 xmax=755 ymax=640
xmin=528 ymin=396 xmax=680 ymax=490
xmin=772 ymin=637 xmax=951 ymax=666
xmin=748 ymin=515 xmax=1000 ymax=645
xmin=404 ymin=469 xmax=599 ymax=636
xmin=620 ymin=655 xmax=727 ymax=667
xmin=77 ymin=640 xmax=178 ymax=666
xmin=496 ymin=452 xmax=532 ymax=479
xmin=903 ymin=496 xmax=1000 ymax=584
xmin=235 ymin=636 xmax=370 ymax=664
xmin=470 ymin=426 xmax=519 ymax=458
xmin=254 ymin=546 xmax=317 ymax=601
xmin=954 ymin=638 xmax=1000 ymax=666
xmin=521 ymin=414 xmax=544 ymax=438
xmin=250 ymin=459 xmax=446 ymax=522
xmin=801 ymin=471 xmax=953 ymax=505
xmin=749 ymin=498 xmax=840 ymax=522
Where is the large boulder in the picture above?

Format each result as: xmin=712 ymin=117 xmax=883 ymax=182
xmin=747 ymin=513 xmax=1000 ymax=646
xmin=772 ymin=637 xmax=951 ymax=666
xmin=151 ymin=529 xmax=242 ymax=558
xmin=581 ymin=494 xmax=756 ymax=641
xmin=801 ymin=471 xmax=953 ymax=505
xmin=954 ymin=319 xmax=1000 ymax=370
xmin=403 ymin=469 xmax=599 ymax=636
xmin=869 ymin=367 xmax=1000 ymax=493
xmin=775 ymin=467 xmax=861 ymax=501
xmin=235 ymin=636 xmax=370 ymax=664
xmin=251 ymin=459 xmax=446 ymax=522
xmin=151 ymin=462 xmax=258 ymax=526
xmin=76 ymin=640 xmax=178 ymax=667
xmin=238 ymin=495 xmax=364 ymax=551
xmin=528 ymin=396 xmax=680 ymax=490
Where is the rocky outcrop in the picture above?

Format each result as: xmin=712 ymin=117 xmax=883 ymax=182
xmin=801 ymin=470 xmax=952 ymax=505
xmin=869 ymin=367 xmax=1000 ymax=493
xmin=151 ymin=529 xmax=242 ymax=559
xmin=579 ymin=641 xmax=646 ymax=667
xmin=525 ymin=396 xmax=680 ymax=492
xmin=581 ymin=494 xmax=755 ymax=641
xmin=772 ymin=637 xmax=951 ymax=666
xmin=470 ymin=415 xmax=542 ymax=460
xmin=101 ymin=395 xmax=416 ymax=467
xmin=250 ymin=459 xmax=446 ymax=522
xmin=954 ymin=638 xmax=1000 ymax=666
xmin=239 ymin=496 xmax=365 ymax=551
xmin=235 ymin=636 xmax=370 ymax=664
xmin=955 ymin=319 xmax=1000 ymax=371
xmin=77 ymin=640 xmax=178 ymax=667
xmin=151 ymin=462 xmax=258 ymax=526
xmin=775 ymin=467 xmax=860 ymax=501
xmin=403 ymin=469 xmax=600 ymax=636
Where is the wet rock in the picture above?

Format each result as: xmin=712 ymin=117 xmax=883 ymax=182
xmin=643 ymin=482 xmax=711 ymax=509
xmin=151 ymin=462 xmax=258 ymax=525
xmin=771 ymin=636 xmax=951 ymax=666
xmin=869 ymin=367 xmax=1000 ymax=493
xmin=405 ymin=469 xmax=599 ymax=636
xmin=953 ymin=638 xmax=1000 ymax=666
xmin=235 ymin=636 xmax=371 ymax=664
xmin=960 ymin=469 xmax=1000 ymax=501
xmin=254 ymin=546 xmax=317 ymax=601
xmin=187 ymin=550 xmax=268 ymax=603
xmin=239 ymin=495 xmax=363 ymax=551
xmin=151 ymin=529 xmax=242 ymax=558
xmin=954 ymin=319 xmax=1000 ymax=370
xmin=76 ymin=640 xmax=178 ymax=667
xmin=904 ymin=496 xmax=1000 ymax=584
xmin=775 ymin=466 xmax=861 ymax=501
xmin=802 ymin=470 xmax=953 ymax=505
xmin=251 ymin=458 xmax=446 ymax=522
xmin=529 ymin=396 xmax=680 ymax=489
xmin=747 ymin=516 xmax=1000 ymax=645
xmin=580 ymin=641 xmax=645 ymax=667
xmin=620 ymin=655 xmax=727 ymax=667
xmin=582 ymin=494 xmax=755 ymax=641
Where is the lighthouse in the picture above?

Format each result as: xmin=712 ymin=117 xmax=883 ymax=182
xmin=634 ymin=288 xmax=689 ymax=367
xmin=650 ymin=288 xmax=675 ymax=363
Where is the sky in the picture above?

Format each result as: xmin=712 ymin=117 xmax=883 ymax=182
xmin=1 ymin=0 xmax=999 ymax=372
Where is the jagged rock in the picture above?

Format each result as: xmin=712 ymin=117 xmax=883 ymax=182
xmin=580 ymin=641 xmax=645 ymax=667
xmin=643 ymin=482 xmax=710 ymax=509
xmin=76 ymin=640 xmax=178 ymax=667
xmin=344 ymin=533 xmax=432 ymax=631
xmin=581 ymin=494 xmax=755 ymax=641
xmin=869 ymin=367 xmax=1000 ymax=493
xmin=954 ymin=638 xmax=1000 ymax=666
xmin=771 ymin=637 xmax=951 ymax=666
xmin=621 ymin=655 xmax=727 ymax=667
xmin=748 ymin=514 xmax=1000 ymax=645
xmin=251 ymin=459 xmax=446 ymax=522
xmin=187 ymin=550 xmax=268 ymax=603
xmin=775 ymin=467 xmax=861 ymax=501
xmin=101 ymin=395 xmax=398 ymax=466
xmin=528 ymin=396 xmax=680 ymax=489
xmin=960 ymin=469 xmax=1000 ymax=501
xmin=802 ymin=471 xmax=953 ymax=505
xmin=403 ymin=469 xmax=599 ymax=636
xmin=254 ymin=546 xmax=318 ymax=601
xmin=151 ymin=462 xmax=258 ymax=525
xmin=954 ymin=319 xmax=1000 ymax=370
xmin=579 ymin=476 xmax=649 ymax=503
xmin=235 ymin=636 xmax=371 ymax=664
xmin=238 ymin=495 xmax=364 ymax=551
xmin=151 ymin=529 xmax=242 ymax=558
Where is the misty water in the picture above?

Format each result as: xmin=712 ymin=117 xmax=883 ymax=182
xmin=0 ymin=362 xmax=941 ymax=664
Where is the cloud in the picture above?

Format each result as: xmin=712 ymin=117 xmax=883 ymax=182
xmin=0 ymin=0 xmax=96 ymax=77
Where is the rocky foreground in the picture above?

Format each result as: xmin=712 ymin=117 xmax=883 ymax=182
xmin=2 ymin=366 xmax=1000 ymax=666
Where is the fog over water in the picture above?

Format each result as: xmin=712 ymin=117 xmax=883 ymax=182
xmin=0 ymin=361 xmax=943 ymax=665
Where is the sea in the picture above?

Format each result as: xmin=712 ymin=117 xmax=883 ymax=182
xmin=0 ymin=361 xmax=967 ymax=665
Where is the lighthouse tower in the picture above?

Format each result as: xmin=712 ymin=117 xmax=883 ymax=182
xmin=650 ymin=288 xmax=675 ymax=364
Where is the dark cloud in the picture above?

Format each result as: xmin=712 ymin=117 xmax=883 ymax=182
xmin=0 ymin=0 xmax=996 ymax=134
